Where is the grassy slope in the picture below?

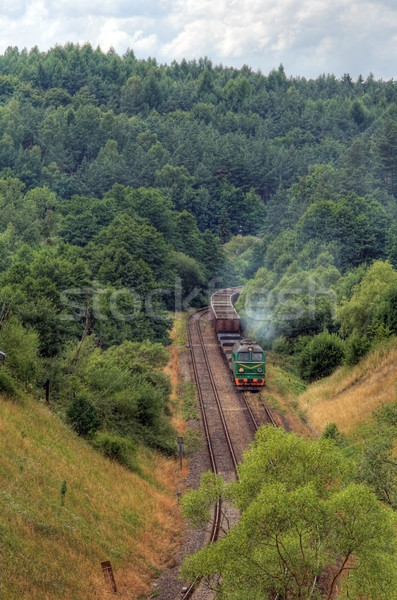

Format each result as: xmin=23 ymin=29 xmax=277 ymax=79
xmin=0 ymin=393 xmax=183 ymax=600
xmin=298 ymin=337 xmax=397 ymax=435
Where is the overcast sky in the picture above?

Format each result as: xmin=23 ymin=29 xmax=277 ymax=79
xmin=1 ymin=0 xmax=396 ymax=81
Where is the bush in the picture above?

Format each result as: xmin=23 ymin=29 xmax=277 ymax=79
xmin=298 ymin=331 xmax=346 ymax=382
xmin=345 ymin=334 xmax=370 ymax=365
xmin=322 ymin=422 xmax=346 ymax=447
xmin=0 ymin=317 xmax=39 ymax=388
xmin=0 ymin=369 xmax=20 ymax=399
xmin=272 ymin=336 xmax=292 ymax=355
xmin=66 ymin=393 xmax=101 ymax=437
xmin=93 ymin=432 xmax=138 ymax=470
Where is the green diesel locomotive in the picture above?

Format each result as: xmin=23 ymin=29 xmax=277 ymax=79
xmin=231 ymin=338 xmax=266 ymax=390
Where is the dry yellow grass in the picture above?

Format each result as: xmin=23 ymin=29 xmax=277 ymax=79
xmin=0 ymin=393 xmax=184 ymax=599
xmin=298 ymin=338 xmax=397 ymax=435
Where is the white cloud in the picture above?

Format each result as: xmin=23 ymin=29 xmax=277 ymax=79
xmin=0 ymin=0 xmax=396 ymax=79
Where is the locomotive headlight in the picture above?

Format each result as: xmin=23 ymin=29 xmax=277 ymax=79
xmin=238 ymin=367 xmax=244 ymax=373
xmin=257 ymin=368 xmax=263 ymax=373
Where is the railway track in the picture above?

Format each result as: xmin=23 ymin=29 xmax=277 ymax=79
xmin=242 ymin=391 xmax=277 ymax=430
xmin=181 ymin=307 xmax=277 ymax=600
xmin=189 ymin=308 xmax=239 ymax=478
xmin=181 ymin=308 xmax=240 ymax=600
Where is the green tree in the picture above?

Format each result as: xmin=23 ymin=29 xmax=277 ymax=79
xmin=298 ymin=331 xmax=345 ymax=381
xmin=0 ymin=316 xmax=40 ymax=388
xmin=120 ymin=186 xmax=177 ymax=240
xmin=66 ymin=392 xmax=101 ymax=437
xmin=377 ymin=117 xmax=397 ymax=195
xmin=297 ymin=194 xmax=387 ymax=271
xmin=181 ymin=428 xmax=397 ymax=600
xmin=358 ymin=433 xmax=397 ymax=508
xmin=217 ymin=205 xmax=232 ymax=243
xmin=120 ymin=76 xmax=145 ymax=115
xmin=170 ymin=251 xmax=206 ymax=303
xmin=83 ymin=139 xmax=123 ymax=195
xmin=338 ymin=260 xmax=397 ymax=338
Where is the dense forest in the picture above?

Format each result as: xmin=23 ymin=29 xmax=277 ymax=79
xmin=3 ymin=42 xmax=397 ymax=599
xmin=1 ymin=42 xmax=397 ymax=457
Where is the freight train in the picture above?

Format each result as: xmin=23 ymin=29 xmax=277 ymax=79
xmin=210 ymin=287 xmax=266 ymax=391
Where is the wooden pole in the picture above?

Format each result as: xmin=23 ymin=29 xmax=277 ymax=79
xmin=101 ymin=561 xmax=117 ymax=593
xmin=43 ymin=379 xmax=50 ymax=405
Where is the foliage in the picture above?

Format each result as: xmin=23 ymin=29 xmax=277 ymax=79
xmin=0 ymin=368 xmax=20 ymax=398
xmin=66 ymin=392 xmax=101 ymax=437
xmin=93 ymin=432 xmax=138 ymax=471
xmin=0 ymin=317 xmax=40 ymax=387
xmin=357 ymin=432 xmax=397 ymax=508
xmin=338 ymin=260 xmax=397 ymax=338
xmin=353 ymin=401 xmax=397 ymax=509
xmin=59 ymin=337 xmax=175 ymax=453
xmin=296 ymin=193 xmax=387 ymax=271
xmin=2 ymin=43 xmax=397 ymax=598
xmin=321 ymin=422 xmax=346 ymax=447
xmin=344 ymin=333 xmax=371 ymax=365
xmin=0 ymin=379 xmax=182 ymax=600
xmin=298 ymin=331 xmax=346 ymax=381
xmin=238 ymin=262 xmax=340 ymax=347
xmin=2 ymin=43 xmax=397 ymax=477
xmin=181 ymin=427 xmax=397 ymax=600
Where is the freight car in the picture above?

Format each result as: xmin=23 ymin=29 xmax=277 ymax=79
xmin=210 ymin=287 xmax=266 ymax=390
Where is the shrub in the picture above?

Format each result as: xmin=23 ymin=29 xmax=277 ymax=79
xmin=0 ymin=369 xmax=20 ymax=399
xmin=66 ymin=393 xmax=101 ymax=437
xmin=93 ymin=432 xmax=138 ymax=470
xmin=322 ymin=422 xmax=346 ymax=447
xmin=272 ymin=336 xmax=292 ymax=355
xmin=0 ymin=317 xmax=39 ymax=388
xmin=298 ymin=331 xmax=345 ymax=382
xmin=345 ymin=334 xmax=370 ymax=365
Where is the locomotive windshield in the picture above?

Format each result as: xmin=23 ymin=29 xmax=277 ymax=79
xmin=252 ymin=352 xmax=263 ymax=361
xmin=237 ymin=352 xmax=250 ymax=360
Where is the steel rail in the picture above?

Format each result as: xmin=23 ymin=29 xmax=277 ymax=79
xmin=242 ymin=391 xmax=278 ymax=430
xmin=241 ymin=391 xmax=260 ymax=430
xmin=181 ymin=308 xmax=237 ymax=600
xmin=260 ymin=396 xmax=278 ymax=427
xmin=181 ymin=307 xmax=275 ymax=599
xmin=195 ymin=314 xmax=239 ymax=473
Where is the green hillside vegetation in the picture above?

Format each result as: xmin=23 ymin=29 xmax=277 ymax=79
xmin=0 ymin=391 xmax=182 ymax=599
xmin=2 ymin=43 xmax=397 ymax=597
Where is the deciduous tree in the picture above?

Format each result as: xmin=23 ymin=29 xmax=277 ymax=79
xmin=181 ymin=428 xmax=397 ymax=600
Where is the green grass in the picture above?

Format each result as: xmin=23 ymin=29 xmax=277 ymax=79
xmin=262 ymin=393 xmax=285 ymax=414
xmin=183 ymin=429 xmax=203 ymax=455
xmin=172 ymin=312 xmax=188 ymax=347
xmin=269 ymin=363 xmax=307 ymax=397
xmin=0 ymin=393 xmax=182 ymax=599
xmin=179 ymin=381 xmax=199 ymax=420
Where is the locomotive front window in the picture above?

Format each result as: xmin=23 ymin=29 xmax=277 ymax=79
xmin=238 ymin=352 xmax=250 ymax=360
xmin=252 ymin=352 xmax=263 ymax=361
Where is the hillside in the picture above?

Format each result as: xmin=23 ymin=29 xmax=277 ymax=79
xmin=0 ymin=391 xmax=182 ymax=600
xmin=1 ymin=44 xmax=397 ymax=599
xmin=298 ymin=337 xmax=397 ymax=435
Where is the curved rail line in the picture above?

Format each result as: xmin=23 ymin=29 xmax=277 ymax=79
xmin=181 ymin=308 xmax=239 ymax=600
xmin=181 ymin=306 xmax=277 ymax=599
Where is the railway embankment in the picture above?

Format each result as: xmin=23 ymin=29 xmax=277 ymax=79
xmin=0 ymin=390 xmax=184 ymax=600
xmin=298 ymin=336 xmax=397 ymax=436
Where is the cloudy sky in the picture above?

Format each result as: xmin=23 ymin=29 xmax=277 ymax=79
xmin=1 ymin=0 xmax=396 ymax=80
